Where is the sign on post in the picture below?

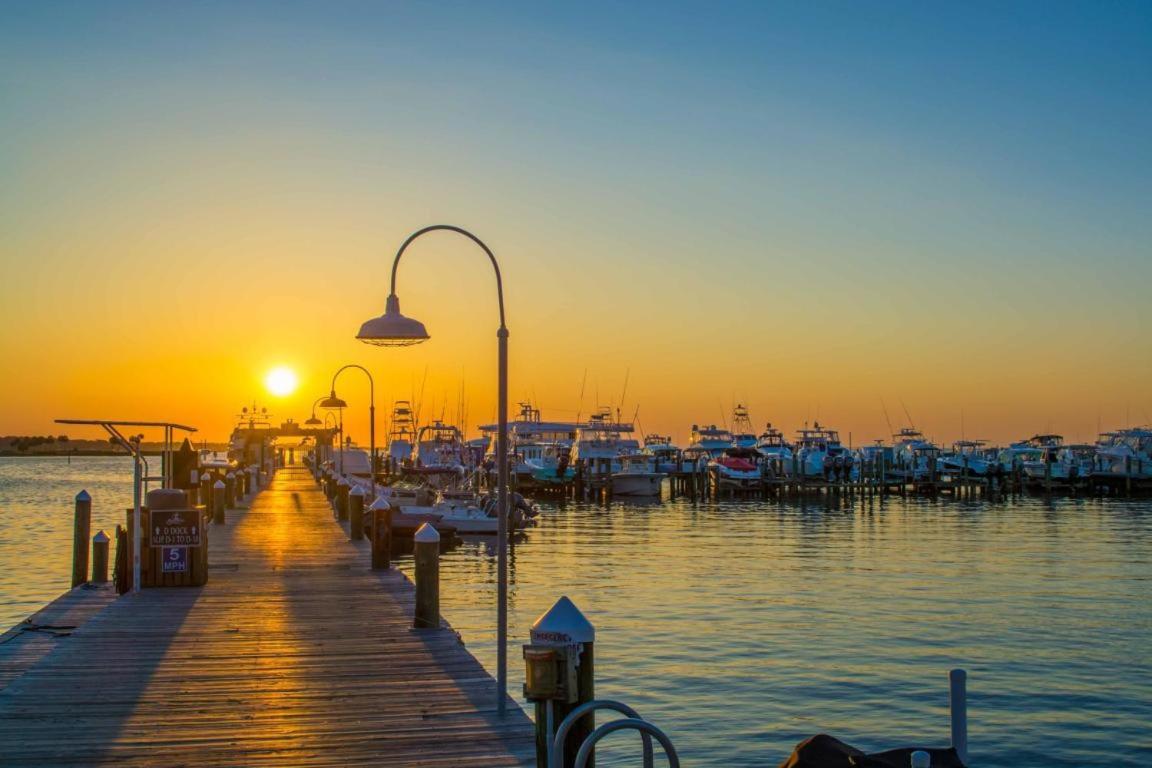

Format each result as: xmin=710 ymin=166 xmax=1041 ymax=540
xmin=161 ymin=546 xmax=188 ymax=573
xmin=150 ymin=509 xmax=202 ymax=547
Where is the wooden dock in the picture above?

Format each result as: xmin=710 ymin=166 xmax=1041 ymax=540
xmin=0 ymin=467 xmax=534 ymax=766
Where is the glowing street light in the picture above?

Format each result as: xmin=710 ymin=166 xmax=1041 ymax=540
xmin=356 ymin=224 xmax=511 ymax=716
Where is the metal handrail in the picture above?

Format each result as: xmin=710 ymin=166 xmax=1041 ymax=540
xmin=573 ymin=718 xmax=679 ymax=768
xmin=551 ymin=700 xmax=654 ymax=768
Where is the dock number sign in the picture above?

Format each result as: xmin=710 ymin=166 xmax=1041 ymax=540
xmin=162 ymin=547 xmax=188 ymax=573
xmin=150 ymin=510 xmax=201 ymax=547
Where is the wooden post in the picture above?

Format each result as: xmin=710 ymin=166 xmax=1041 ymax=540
xmin=224 ymin=472 xmax=236 ymax=508
xmin=200 ymin=472 xmax=212 ymax=510
xmin=1126 ymin=455 xmax=1133 ymax=495
xmin=370 ymin=497 xmax=391 ymax=570
xmin=189 ymin=469 xmax=200 ymax=506
xmin=212 ymin=479 xmax=226 ymax=525
xmin=413 ymin=523 xmax=440 ymax=629
xmin=911 ymin=752 xmax=930 ymax=768
xmin=528 ymin=596 xmax=595 ymax=768
xmin=91 ymin=530 xmax=110 ymax=583
xmin=337 ymin=477 xmax=350 ymax=521
xmin=950 ymin=668 xmax=968 ymax=765
xmin=72 ymin=490 xmax=92 ymax=587
xmin=349 ymin=486 xmax=365 ymax=541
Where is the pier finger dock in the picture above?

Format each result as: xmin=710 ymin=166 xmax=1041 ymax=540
xmin=0 ymin=466 xmax=534 ymax=766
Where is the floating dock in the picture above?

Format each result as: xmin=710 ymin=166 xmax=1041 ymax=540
xmin=0 ymin=467 xmax=534 ymax=766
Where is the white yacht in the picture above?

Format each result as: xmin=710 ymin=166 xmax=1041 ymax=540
xmin=890 ymin=427 xmax=942 ymax=481
xmin=789 ymin=422 xmax=848 ymax=479
xmin=1023 ymin=444 xmax=1096 ymax=484
xmin=685 ymin=423 xmax=735 ymax=460
xmin=730 ymin=404 xmax=758 ymax=450
xmin=939 ymin=440 xmax=997 ymax=476
xmin=611 ymin=453 xmax=667 ymax=497
xmin=386 ymin=400 xmax=416 ymax=465
xmin=754 ymin=423 xmax=793 ymax=467
xmin=1094 ymin=428 xmax=1152 ymax=478
xmin=572 ymin=409 xmax=640 ymax=475
xmin=643 ymin=434 xmax=692 ymax=474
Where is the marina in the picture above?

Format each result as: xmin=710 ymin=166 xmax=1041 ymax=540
xmin=0 ymin=454 xmax=1149 ymax=766
xmin=4 ymin=4 xmax=1152 ymax=765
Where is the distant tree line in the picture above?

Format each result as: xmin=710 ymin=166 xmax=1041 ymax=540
xmin=1 ymin=435 xmax=70 ymax=452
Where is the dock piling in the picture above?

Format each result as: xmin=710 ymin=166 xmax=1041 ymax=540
xmin=91 ymin=530 xmax=110 ymax=583
xmin=212 ymin=479 xmax=226 ymax=525
xmin=413 ymin=523 xmax=440 ymax=629
xmin=72 ymin=490 xmax=92 ymax=588
xmin=949 ymin=668 xmax=968 ymax=764
xmin=349 ymin=486 xmax=365 ymax=540
xmin=910 ymin=751 xmax=930 ymax=768
xmin=337 ymin=476 xmax=350 ymax=521
xmin=224 ymin=472 xmax=236 ymax=508
xmin=370 ymin=497 xmax=391 ymax=570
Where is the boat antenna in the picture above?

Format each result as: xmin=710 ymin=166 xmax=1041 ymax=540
xmin=718 ymin=398 xmax=729 ymax=430
xmin=898 ymin=398 xmax=915 ymax=429
xmin=618 ymin=368 xmax=630 ymax=415
xmin=414 ymin=365 xmax=429 ymax=429
xmin=574 ymin=368 xmax=588 ymax=425
xmin=880 ymin=397 xmax=896 ymax=438
xmin=632 ymin=405 xmax=644 ymax=438
xmin=961 ymin=407 xmax=965 ymax=442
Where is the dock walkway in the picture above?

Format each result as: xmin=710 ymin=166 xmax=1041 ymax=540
xmin=0 ymin=467 xmax=534 ymax=766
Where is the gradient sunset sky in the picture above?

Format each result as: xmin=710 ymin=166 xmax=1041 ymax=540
xmin=2 ymin=1 xmax=1149 ymax=447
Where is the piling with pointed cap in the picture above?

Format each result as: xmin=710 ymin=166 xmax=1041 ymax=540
xmin=336 ymin=476 xmax=350 ymax=521
xmin=212 ymin=479 xmax=226 ymax=525
xmin=413 ymin=523 xmax=440 ymax=629
xmin=199 ymin=471 xmax=212 ymax=510
xmin=72 ymin=490 xmax=92 ymax=587
xmin=369 ymin=496 xmax=392 ymax=570
xmin=910 ymin=752 xmax=931 ymax=768
xmin=91 ymin=530 xmax=110 ymax=583
xmin=224 ymin=472 xmax=236 ymax=508
xmin=349 ymin=486 xmax=365 ymax=540
xmin=529 ymin=596 xmax=596 ymax=768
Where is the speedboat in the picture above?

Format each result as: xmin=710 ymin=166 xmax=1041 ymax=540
xmin=643 ymin=434 xmax=692 ymax=474
xmin=611 ymin=453 xmax=667 ymax=497
xmin=710 ymin=447 xmax=762 ymax=489
xmin=789 ymin=422 xmax=849 ymax=479
xmin=889 ymin=427 xmax=941 ymax=481
xmin=1095 ymin=427 xmax=1152 ymax=478
xmin=939 ymin=440 xmax=997 ymax=476
xmin=754 ymin=423 xmax=793 ymax=470
xmin=1023 ymin=444 xmax=1096 ymax=485
xmin=685 ymin=424 xmax=734 ymax=460
xmin=998 ymin=434 xmax=1063 ymax=473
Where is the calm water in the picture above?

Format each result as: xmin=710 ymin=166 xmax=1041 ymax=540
xmin=2 ymin=457 xmax=1150 ymax=766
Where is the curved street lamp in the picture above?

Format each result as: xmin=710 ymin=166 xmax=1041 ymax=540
xmin=305 ymin=397 xmax=325 ymax=426
xmin=321 ymin=400 xmax=345 ymax=474
xmin=356 ymin=224 xmax=511 ymax=716
xmin=321 ymin=410 xmax=339 ymax=468
xmin=323 ymin=364 xmax=376 ymax=499
xmin=324 ymin=407 xmax=340 ymax=474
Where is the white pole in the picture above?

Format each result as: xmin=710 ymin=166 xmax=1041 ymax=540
xmin=132 ymin=454 xmax=142 ymax=594
xmin=950 ymin=668 xmax=968 ymax=764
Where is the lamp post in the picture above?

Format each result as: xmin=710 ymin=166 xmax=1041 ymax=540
xmin=355 ymin=224 xmax=511 ymax=716
xmin=322 ymin=365 xmax=376 ymax=500
xmin=323 ymin=410 xmax=339 ymax=471
xmin=305 ymin=398 xmax=324 ymax=470
xmin=321 ymin=396 xmax=345 ymax=474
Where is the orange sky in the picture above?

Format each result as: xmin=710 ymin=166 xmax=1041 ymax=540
xmin=2 ymin=4 xmax=1150 ymax=448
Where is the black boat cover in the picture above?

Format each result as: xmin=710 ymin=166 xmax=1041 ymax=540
xmin=779 ymin=734 xmax=966 ymax=768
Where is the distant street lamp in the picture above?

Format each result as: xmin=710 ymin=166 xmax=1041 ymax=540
xmin=322 ymin=409 xmax=342 ymax=473
xmin=323 ymin=365 xmax=376 ymax=499
xmin=304 ymin=397 xmax=325 ymax=426
xmin=356 ymin=224 xmax=511 ymax=716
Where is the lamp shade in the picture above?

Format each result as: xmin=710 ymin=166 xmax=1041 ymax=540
xmin=357 ymin=294 xmax=430 ymax=347
xmin=320 ymin=389 xmax=348 ymax=409
xmin=304 ymin=416 xmax=322 ymax=426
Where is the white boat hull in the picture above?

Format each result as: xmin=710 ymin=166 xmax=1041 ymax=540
xmin=611 ymin=473 xmax=665 ymax=497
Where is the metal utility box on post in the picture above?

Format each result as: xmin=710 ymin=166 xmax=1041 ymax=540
xmin=523 ymin=597 xmax=596 ymax=768
xmin=124 ymin=488 xmax=209 ymax=588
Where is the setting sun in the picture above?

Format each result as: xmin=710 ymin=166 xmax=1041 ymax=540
xmin=264 ymin=366 xmax=298 ymax=397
